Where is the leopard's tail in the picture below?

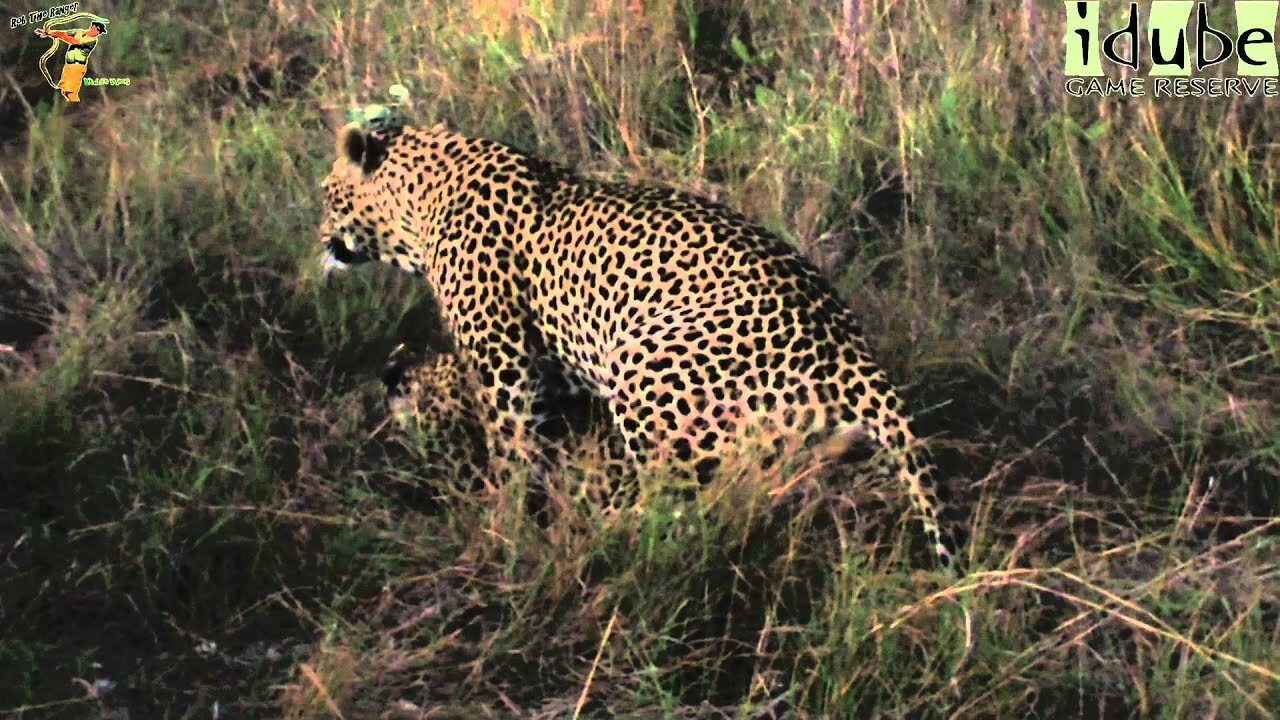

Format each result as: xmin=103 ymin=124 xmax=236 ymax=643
xmin=844 ymin=372 xmax=962 ymax=573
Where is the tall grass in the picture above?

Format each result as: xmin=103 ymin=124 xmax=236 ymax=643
xmin=0 ymin=0 xmax=1275 ymax=717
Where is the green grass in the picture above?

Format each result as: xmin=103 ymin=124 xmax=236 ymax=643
xmin=1 ymin=0 xmax=1277 ymax=717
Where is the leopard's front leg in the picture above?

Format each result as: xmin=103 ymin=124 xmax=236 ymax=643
xmin=463 ymin=338 xmax=564 ymax=521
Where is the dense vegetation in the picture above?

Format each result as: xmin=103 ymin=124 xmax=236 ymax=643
xmin=1 ymin=1 xmax=1275 ymax=717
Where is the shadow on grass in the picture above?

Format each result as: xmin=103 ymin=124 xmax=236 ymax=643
xmin=0 ymin=243 xmax=453 ymax=716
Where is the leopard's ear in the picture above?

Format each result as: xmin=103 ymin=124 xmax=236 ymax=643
xmin=335 ymin=122 xmax=389 ymax=177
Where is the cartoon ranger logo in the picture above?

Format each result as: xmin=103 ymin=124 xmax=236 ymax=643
xmin=34 ymin=12 xmax=110 ymax=103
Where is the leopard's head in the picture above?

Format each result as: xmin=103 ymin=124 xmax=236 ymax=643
xmin=317 ymin=121 xmax=400 ymax=274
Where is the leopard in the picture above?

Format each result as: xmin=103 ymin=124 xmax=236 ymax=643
xmin=380 ymin=345 xmax=489 ymax=483
xmin=319 ymin=115 xmax=963 ymax=570
xmin=381 ymin=344 xmax=637 ymax=514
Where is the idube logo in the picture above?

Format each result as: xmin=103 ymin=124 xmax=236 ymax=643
xmin=1064 ymin=1 xmax=1280 ymax=97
